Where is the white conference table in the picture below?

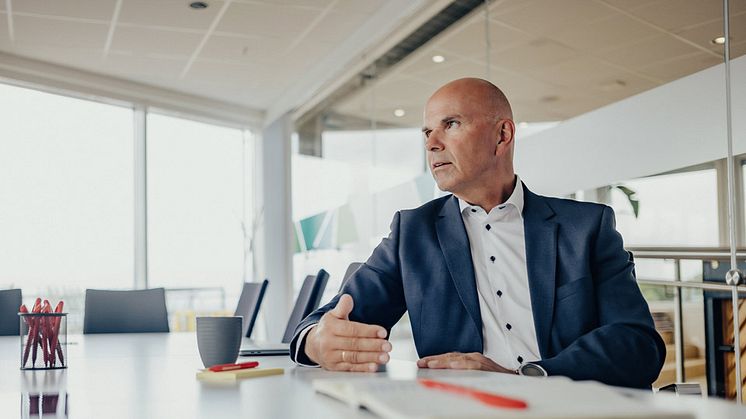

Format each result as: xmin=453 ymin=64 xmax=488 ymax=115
xmin=0 ymin=333 xmax=745 ymax=419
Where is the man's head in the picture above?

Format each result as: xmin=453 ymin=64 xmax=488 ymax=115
xmin=422 ymin=78 xmax=515 ymax=203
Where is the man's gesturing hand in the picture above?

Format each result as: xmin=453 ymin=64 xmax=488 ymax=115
xmin=304 ymin=294 xmax=392 ymax=372
xmin=417 ymin=352 xmax=515 ymax=374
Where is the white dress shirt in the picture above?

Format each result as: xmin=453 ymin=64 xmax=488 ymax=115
xmin=457 ymin=175 xmax=541 ymax=370
xmin=295 ymin=176 xmax=541 ymax=369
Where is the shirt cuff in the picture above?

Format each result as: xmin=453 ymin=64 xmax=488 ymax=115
xmin=293 ymin=324 xmax=320 ymax=368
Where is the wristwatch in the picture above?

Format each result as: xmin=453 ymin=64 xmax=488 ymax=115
xmin=517 ymin=362 xmax=548 ymax=377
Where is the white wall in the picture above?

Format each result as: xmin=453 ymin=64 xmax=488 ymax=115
xmin=516 ymin=55 xmax=746 ymax=197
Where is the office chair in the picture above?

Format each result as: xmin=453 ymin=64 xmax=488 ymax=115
xmin=339 ymin=262 xmax=362 ymax=292
xmin=281 ymin=269 xmax=329 ymax=343
xmin=234 ymin=279 xmax=269 ymax=338
xmin=83 ymin=288 xmax=170 ymax=334
xmin=0 ymin=289 xmax=22 ymax=336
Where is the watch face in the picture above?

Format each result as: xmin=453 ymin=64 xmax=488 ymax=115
xmin=520 ymin=363 xmax=546 ymax=377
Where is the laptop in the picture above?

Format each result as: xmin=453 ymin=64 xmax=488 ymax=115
xmin=239 ymin=338 xmax=290 ymax=356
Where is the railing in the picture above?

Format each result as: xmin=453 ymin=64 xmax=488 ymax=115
xmin=628 ymin=246 xmax=746 ymax=398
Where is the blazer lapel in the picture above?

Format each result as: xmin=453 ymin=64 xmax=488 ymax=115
xmin=436 ymin=195 xmax=483 ymax=344
xmin=522 ymin=186 xmax=557 ymax=359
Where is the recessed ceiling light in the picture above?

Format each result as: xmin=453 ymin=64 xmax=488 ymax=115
xmin=394 ymin=109 xmax=406 ymax=117
xmin=189 ymin=1 xmax=209 ymax=9
xmin=712 ymin=36 xmax=726 ymax=45
xmin=432 ymin=55 xmax=446 ymax=63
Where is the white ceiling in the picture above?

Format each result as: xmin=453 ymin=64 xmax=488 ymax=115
xmin=334 ymin=0 xmax=746 ymax=127
xmin=0 ymin=0 xmax=743 ymax=128
xmin=0 ymin=0 xmax=430 ymax=116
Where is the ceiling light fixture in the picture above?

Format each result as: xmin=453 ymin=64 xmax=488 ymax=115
xmin=189 ymin=1 xmax=209 ymax=9
xmin=432 ymin=55 xmax=445 ymax=63
xmin=711 ymin=36 xmax=726 ymax=45
xmin=394 ymin=109 xmax=406 ymax=117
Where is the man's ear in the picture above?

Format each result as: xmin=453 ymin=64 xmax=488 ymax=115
xmin=496 ymin=119 xmax=515 ymax=148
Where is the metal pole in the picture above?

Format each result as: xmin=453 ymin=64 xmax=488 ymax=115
xmin=673 ymin=260 xmax=685 ymax=382
xmin=722 ymin=0 xmax=742 ymax=404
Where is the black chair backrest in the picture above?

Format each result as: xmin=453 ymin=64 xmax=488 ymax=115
xmin=84 ymin=288 xmax=169 ymax=334
xmin=282 ymin=269 xmax=329 ymax=343
xmin=0 ymin=289 xmax=22 ymax=336
xmin=234 ymin=279 xmax=269 ymax=338
xmin=339 ymin=262 xmax=362 ymax=292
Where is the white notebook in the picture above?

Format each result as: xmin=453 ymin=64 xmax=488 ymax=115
xmin=313 ymin=375 xmax=695 ymax=419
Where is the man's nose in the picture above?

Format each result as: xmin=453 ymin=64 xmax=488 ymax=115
xmin=425 ymin=130 xmax=443 ymax=152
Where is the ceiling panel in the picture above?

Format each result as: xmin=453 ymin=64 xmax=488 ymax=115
xmin=333 ymin=0 xmax=388 ymax=14
xmin=110 ymin=26 xmax=202 ymax=57
xmin=594 ymin=34 xmax=703 ymax=69
xmin=235 ymin=0 xmax=331 ymax=10
xmin=675 ymin=12 xmax=746 ymax=56
xmin=627 ymin=0 xmax=724 ymax=31
xmin=392 ymin=46 xmax=471 ymax=78
xmin=436 ymin=18 xmax=527 ymax=57
xmin=217 ymin=2 xmax=319 ymax=38
xmin=0 ymin=13 xmax=10 ymax=50
xmin=11 ymin=0 xmax=116 ymax=21
xmin=13 ymin=15 xmax=108 ymax=49
xmin=637 ymin=51 xmax=722 ymax=81
xmin=494 ymin=0 xmax=614 ymax=36
xmin=199 ymin=33 xmax=290 ymax=64
xmin=595 ymin=0 xmax=661 ymax=12
xmin=402 ymin=58 xmax=490 ymax=86
xmin=304 ymin=11 xmax=370 ymax=45
xmin=551 ymin=13 xmax=660 ymax=52
xmin=118 ymin=0 xmax=223 ymax=30
xmin=274 ymin=40 xmax=337 ymax=72
xmin=98 ymin=51 xmax=187 ymax=80
xmin=488 ymin=38 xmax=581 ymax=72
xmin=524 ymin=55 xmax=640 ymax=89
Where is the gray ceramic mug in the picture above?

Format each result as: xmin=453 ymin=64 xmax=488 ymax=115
xmin=196 ymin=316 xmax=242 ymax=368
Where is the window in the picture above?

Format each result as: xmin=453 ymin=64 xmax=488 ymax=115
xmin=146 ymin=113 xmax=252 ymax=315
xmin=0 ymin=83 xmax=134 ymax=331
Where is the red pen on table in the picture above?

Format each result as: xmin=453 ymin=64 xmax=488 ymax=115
xmin=418 ymin=378 xmax=528 ymax=410
xmin=208 ymin=361 xmax=259 ymax=372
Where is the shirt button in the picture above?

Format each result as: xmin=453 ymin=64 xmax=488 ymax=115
xmin=517 ymin=356 xmax=523 ymax=363
xmin=499 ymin=206 xmax=505 ymax=210
xmin=506 ymin=323 xmax=512 ymax=330
xmin=496 ymin=290 xmax=502 ymax=297
xmin=485 ymin=224 xmax=491 ymax=231
xmin=471 ymin=209 xmax=477 ymax=213
xmin=489 ymin=256 xmax=495 ymax=263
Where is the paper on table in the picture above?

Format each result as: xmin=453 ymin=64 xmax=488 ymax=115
xmin=313 ymin=375 xmax=695 ymax=419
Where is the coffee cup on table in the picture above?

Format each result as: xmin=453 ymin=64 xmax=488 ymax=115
xmin=196 ymin=316 xmax=242 ymax=368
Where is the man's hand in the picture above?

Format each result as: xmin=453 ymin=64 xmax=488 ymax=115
xmin=417 ymin=352 xmax=515 ymax=374
xmin=304 ymin=294 xmax=392 ymax=372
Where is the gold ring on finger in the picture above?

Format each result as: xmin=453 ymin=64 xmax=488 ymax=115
xmin=342 ymin=350 xmax=347 ymax=362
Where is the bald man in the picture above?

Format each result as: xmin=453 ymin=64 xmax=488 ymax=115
xmin=290 ymin=78 xmax=665 ymax=389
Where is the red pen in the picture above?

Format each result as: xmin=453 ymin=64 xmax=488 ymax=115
xmin=208 ymin=361 xmax=259 ymax=372
xmin=418 ymin=378 xmax=528 ymax=409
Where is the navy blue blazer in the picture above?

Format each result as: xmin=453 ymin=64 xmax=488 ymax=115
xmin=291 ymin=185 xmax=665 ymax=389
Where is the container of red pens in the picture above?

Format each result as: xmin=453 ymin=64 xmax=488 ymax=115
xmin=19 ymin=298 xmax=67 ymax=370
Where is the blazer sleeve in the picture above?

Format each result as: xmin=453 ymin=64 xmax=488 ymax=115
xmin=533 ymin=206 xmax=666 ymax=389
xmin=290 ymin=211 xmax=408 ymax=364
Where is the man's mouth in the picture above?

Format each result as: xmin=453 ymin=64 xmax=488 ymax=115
xmin=432 ymin=162 xmax=451 ymax=169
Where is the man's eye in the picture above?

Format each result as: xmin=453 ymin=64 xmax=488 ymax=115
xmin=446 ymin=120 xmax=459 ymax=128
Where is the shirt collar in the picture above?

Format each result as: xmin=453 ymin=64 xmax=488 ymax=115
xmin=458 ymin=175 xmax=524 ymax=216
